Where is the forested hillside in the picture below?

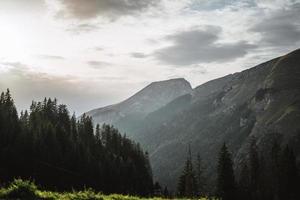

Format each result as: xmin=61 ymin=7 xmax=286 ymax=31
xmin=0 ymin=90 xmax=153 ymax=195
xmin=176 ymin=140 xmax=300 ymax=200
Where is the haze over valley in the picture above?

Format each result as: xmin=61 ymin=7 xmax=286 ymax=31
xmin=0 ymin=0 xmax=300 ymax=200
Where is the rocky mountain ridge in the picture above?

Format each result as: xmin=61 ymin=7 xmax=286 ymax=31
xmin=86 ymin=78 xmax=192 ymax=132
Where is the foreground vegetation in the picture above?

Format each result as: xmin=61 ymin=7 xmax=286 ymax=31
xmin=0 ymin=179 xmax=211 ymax=200
xmin=0 ymin=89 xmax=152 ymax=195
xmin=1 ymin=89 xmax=299 ymax=200
xmin=177 ymin=140 xmax=300 ymax=200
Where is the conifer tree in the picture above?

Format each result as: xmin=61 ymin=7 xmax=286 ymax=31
xmin=95 ymin=124 xmax=101 ymax=142
xmin=249 ymin=138 xmax=260 ymax=200
xmin=195 ymin=153 xmax=206 ymax=196
xmin=270 ymin=139 xmax=281 ymax=199
xmin=153 ymin=182 xmax=162 ymax=196
xmin=279 ymin=145 xmax=299 ymax=200
xmin=177 ymin=145 xmax=197 ymax=198
xmin=238 ymin=163 xmax=251 ymax=200
xmin=216 ymin=143 xmax=236 ymax=200
xmin=0 ymin=89 xmax=154 ymax=196
xmin=163 ymin=186 xmax=169 ymax=198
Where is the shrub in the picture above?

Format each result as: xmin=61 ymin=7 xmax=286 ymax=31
xmin=4 ymin=179 xmax=39 ymax=199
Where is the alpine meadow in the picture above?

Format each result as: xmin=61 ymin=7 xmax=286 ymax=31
xmin=0 ymin=0 xmax=300 ymax=200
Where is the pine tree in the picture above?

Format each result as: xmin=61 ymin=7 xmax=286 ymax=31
xmin=249 ymin=138 xmax=260 ymax=200
xmin=0 ymin=90 xmax=154 ymax=195
xmin=70 ymin=113 xmax=78 ymax=142
xmin=216 ymin=143 xmax=236 ymax=200
xmin=270 ymin=139 xmax=281 ymax=199
xmin=195 ymin=153 xmax=206 ymax=197
xmin=95 ymin=124 xmax=101 ymax=142
xmin=163 ymin=186 xmax=169 ymax=198
xmin=153 ymin=182 xmax=162 ymax=196
xmin=279 ymin=145 xmax=299 ymax=200
xmin=177 ymin=145 xmax=197 ymax=198
xmin=238 ymin=163 xmax=251 ymax=200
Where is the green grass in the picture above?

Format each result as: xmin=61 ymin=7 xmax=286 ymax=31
xmin=0 ymin=179 xmax=209 ymax=200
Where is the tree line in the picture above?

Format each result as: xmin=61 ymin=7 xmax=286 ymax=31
xmin=0 ymin=89 xmax=153 ymax=195
xmin=177 ymin=139 xmax=299 ymax=200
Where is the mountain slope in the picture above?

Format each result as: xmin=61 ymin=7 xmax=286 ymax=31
xmin=130 ymin=49 xmax=300 ymax=190
xmin=85 ymin=49 xmax=300 ymax=191
xmin=86 ymin=78 xmax=192 ymax=134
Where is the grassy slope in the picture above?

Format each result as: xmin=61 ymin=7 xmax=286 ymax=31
xmin=0 ymin=179 xmax=209 ymax=200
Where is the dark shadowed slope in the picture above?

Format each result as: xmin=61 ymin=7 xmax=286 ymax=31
xmin=130 ymin=49 xmax=300 ymax=190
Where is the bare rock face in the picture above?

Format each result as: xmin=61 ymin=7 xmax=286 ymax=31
xmin=85 ymin=78 xmax=192 ymax=134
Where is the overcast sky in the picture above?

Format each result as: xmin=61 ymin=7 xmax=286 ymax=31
xmin=0 ymin=0 xmax=299 ymax=114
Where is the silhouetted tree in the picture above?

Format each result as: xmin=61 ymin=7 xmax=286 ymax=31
xmin=270 ymin=139 xmax=281 ymax=199
xmin=0 ymin=89 xmax=153 ymax=196
xmin=216 ymin=143 xmax=236 ymax=200
xmin=195 ymin=153 xmax=206 ymax=197
xmin=153 ymin=182 xmax=162 ymax=196
xmin=237 ymin=137 xmax=300 ymax=200
xmin=177 ymin=145 xmax=198 ymax=198
xmin=249 ymin=138 xmax=261 ymax=200
xmin=163 ymin=186 xmax=169 ymax=198
xmin=278 ymin=145 xmax=299 ymax=200
xmin=238 ymin=163 xmax=251 ymax=200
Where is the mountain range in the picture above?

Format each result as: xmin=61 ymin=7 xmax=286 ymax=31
xmin=86 ymin=49 xmax=300 ymax=191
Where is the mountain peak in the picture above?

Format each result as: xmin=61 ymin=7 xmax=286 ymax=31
xmin=131 ymin=78 xmax=192 ymax=104
xmin=86 ymin=78 xmax=192 ymax=130
xmin=144 ymin=78 xmax=191 ymax=92
xmin=150 ymin=78 xmax=189 ymax=85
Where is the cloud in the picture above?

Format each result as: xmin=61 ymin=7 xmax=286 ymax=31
xmin=0 ymin=0 xmax=46 ymax=12
xmin=0 ymin=62 xmax=125 ymax=114
xmin=94 ymin=47 xmax=104 ymax=51
xmin=1 ymin=62 xmax=27 ymax=69
xmin=57 ymin=0 xmax=160 ymax=20
xmin=66 ymin=23 xmax=100 ymax=33
xmin=130 ymin=52 xmax=148 ymax=58
xmin=251 ymin=3 xmax=300 ymax=47
xmin=254 ymin=0 xmax=298 ymax=9
xmin=37 ymin=54 xmax=65 ymax=60
xmin=87 ymin=61 xmax=111 ymax=68
xmin=188 ymin=0 xmax=255 ymax=11
xmin=152 ymin=26 xmax=256 ymax=66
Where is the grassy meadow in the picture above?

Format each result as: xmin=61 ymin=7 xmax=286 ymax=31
xmin=0 ymin=179 xmax=210 ymax=200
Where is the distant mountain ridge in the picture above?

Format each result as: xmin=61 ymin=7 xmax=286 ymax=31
xmin=86 ymin=49 xmax=300 ymax=191
xmin=86 ymin=78 xmax=192 ymax=133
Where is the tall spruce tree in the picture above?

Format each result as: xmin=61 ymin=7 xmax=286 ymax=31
xmin=270 ymin=139 xmax=281 ymax=199
xmin=249 ymin=138 xmax=261 ymax=200
xmin=177 ymin=145 xmax=197 ymax=198
xmin=279 ymin=145 xmax=299 ymax=200
xmin=237 ymin=138 xmax=261 ymax=200
xmin=238 ymin=163 xmax=251 ymax=200
xmin=195 ymin=153 xmax=206 ymax=197
xmin=216 ymin=143 xmax=236 ymax=200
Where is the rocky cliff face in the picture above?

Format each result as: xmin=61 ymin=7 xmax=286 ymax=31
xmin=85 ymin=78 xmax=193 ymax=133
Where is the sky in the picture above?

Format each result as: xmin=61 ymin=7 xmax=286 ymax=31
xmin=0 ymin=0 xmax=299 ymax=115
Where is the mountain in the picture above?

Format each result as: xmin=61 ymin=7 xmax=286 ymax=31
xmin=131 ymin=49 xmax=300 ymax=190
xmin=86 ymin=49 xmax=300 ymax=191
xmin=86 ymin=78 xmax=193 ymax=134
